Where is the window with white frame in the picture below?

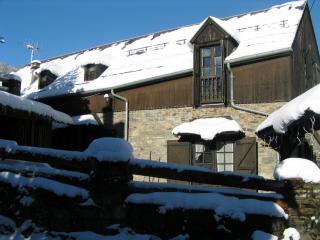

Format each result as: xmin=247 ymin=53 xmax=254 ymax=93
xmin=192 ymin=142 xmax=234 ymax=172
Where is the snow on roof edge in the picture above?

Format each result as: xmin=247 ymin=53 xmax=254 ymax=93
xmin=27 ymin=68 xmax=193 ymax=100
xmin=0 ymin=91 xmax=72 ymax=124
xmin=225 ymin=47 xmax=293 ymax=64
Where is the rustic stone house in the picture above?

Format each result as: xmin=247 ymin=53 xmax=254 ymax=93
xmin=13 ymin=0 xmax=319 ymax=178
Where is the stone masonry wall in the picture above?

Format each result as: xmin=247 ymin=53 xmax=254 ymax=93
xmin=283 ymin=180 xmax=320 ymax=240
xmin=98 ymin=103 xmax=285 ymax=179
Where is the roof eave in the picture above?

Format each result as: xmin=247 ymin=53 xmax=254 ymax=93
xmin=224 ymin=47 xmax=293 ymax=66
xmin=26 ymin=68 xmax=193 ymax=101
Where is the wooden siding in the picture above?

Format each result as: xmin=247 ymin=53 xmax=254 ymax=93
xmin=292 ymin=7 xmax=320 ymax=98
xmin=42 ymin=75 xmax=193 ymax=115
xmin=113 ymin=75 xmax=193 ymax=111
xmin=232 ymin=56 xmax=292 ymax=104
xmin=0 ymin=114 xmax=52 ymax=147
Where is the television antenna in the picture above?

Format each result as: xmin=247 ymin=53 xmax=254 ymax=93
xmin=25 ymin=42 xmax=39 ymax=63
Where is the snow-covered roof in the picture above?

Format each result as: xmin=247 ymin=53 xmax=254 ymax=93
xmin=256 ymin=83 xmax=320 ymax=134
xmin=0 ymin=90 xmax=72 ymax=124
xmin=223 ymin=0 xmax=305 ymax=64
xmin=0 ymin=73 xmax=21 ymax=82
xmin=172 ymin=117 xmax=244 ymax=141
xmin=14 ymin=0 xmax=305 ymax=99
xmin=53 ymin=114 xmax=99 ymax=129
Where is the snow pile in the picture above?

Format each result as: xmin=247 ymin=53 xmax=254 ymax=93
xmin=172 ymin=117 xmax=244 ymax=141
xmin=126 ymin=192 xmax=288 ymax=222
xmin=0 ymin=138 xmax=133 ymax=163
xmin=256 ymin=83 xmax=320 ymax=134
xmin=0 ymin=159 xmax=89 ymax=180
xmin=0 ymin=171 xmax=89 ymax=199
xmin=84 ymin=137 xmax=133 ymax=161
xmin=274 ymin=158 xmax=320 ymax=183
xmin=251 ymin=230 xmax=278 ymax=240
xmin=282 ymin=227 xmax=300 ymax=240
xmin=0 ymin=90 xmax=72 ymax=124
xmin=53 ymin=114 xmax=99 ymax=129
xmin=72 ymin=114 xmax=99 ymax=126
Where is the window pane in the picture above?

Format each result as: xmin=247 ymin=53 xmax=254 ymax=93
xmin=201 ymin=48 xmax=211 ymax=57
xmin=203 ymin=153 xmax=213 ymax=163
xmin=194 ymin=153 xmax=203 ymax=163
xmin=215 ymin=56 xmax=222 ymax=66
xmin=195 ymin=144 xmax=204 ymax=153
xmin=225 ymin=164 xmax=234 ymax=171
xmin=203 ymin=67 xmax=212 ymax=77
xmin=217 ymin=164 xmax=225 ymax=172
xmin=215 ymin=47 xmax=221 ymax=57
xmin=216 ymin=153 xmax=224 ymax=164
xmin=215 ymin=66 xmax=222 ymax=77
xmin=225 ymin=143 xmax=234 ymax=152
xmin=225 ymin=153 xmax=234 ymax=164
xmin=216 ymin=142 xmax=225 ymax=152
xmin=203 ymin=57 xmax=211 ymax=67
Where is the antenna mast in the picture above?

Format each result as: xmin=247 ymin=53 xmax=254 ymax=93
xmin=25 ymin=42 xmax=39 ymax=63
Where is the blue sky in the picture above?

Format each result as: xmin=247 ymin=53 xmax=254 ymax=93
xmin=1 ymin=0 xmax=319 ymax=67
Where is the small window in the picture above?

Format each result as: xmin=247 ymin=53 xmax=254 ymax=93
xmin=84 ymin=64 xmax=108 ymax=81
xmin=216 ymin=142 xmax=234 ymax=172
xmin=192 ymin=141 xmax=234 ymax=172
xmin=38 ymin=70 xmax=57 ymax=89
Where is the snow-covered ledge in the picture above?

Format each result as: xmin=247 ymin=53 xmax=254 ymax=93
xmin=172 ymin=117 xmax=244 ymax=141
xmin=0 ymin=91 xmax=72 ymax=124
xmin=256 ymin=83 xmax=320 ymax=135
xmin=274 ymin=158 xmax=320 ymax=183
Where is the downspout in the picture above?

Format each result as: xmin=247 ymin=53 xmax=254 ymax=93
xmin=107 ymin=89 xmax=129 ymax=141
xmin=226 ymin=62 xmax=269 ymax=117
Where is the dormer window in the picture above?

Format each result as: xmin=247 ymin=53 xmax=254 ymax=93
xmin=200 ymin=45 xmax=223 ymax=104
xmin=84 ymin=64 xmax=108 ymax=81
xmin=38 ymin=70 xmax=57 ymax=89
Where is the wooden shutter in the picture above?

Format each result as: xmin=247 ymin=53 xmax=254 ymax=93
xmin=167 ymin=140 xmax=192 ymax=184
xmin=234 ymin=137 xmax=257 ymax=174
xmin=167 ymin=140 xmax=192 ymax=165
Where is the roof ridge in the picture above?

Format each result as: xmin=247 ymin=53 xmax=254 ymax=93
xmin=222 ymin=0 xmax=306 ymax=21
xmin=40 ymin=23 xmax=198 ymax=64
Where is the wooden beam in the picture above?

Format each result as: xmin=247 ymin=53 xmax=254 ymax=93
xmin=129 ymin=159 xmax=286 ymax=192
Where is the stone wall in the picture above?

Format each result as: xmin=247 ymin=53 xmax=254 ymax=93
xmin=98 ymin=102 xmax=285 ymax=179
xmin=284 ymin=180 xmax=320 ymax=240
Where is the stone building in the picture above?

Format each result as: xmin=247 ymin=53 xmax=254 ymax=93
xmin=13 ymin=1 xmax=320 ymax=178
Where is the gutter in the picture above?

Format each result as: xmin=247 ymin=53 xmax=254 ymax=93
xmin=226 ymin=63 xmax=269 ymax=117
xmin=104 ymin=90 xmax=129 ymax=141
